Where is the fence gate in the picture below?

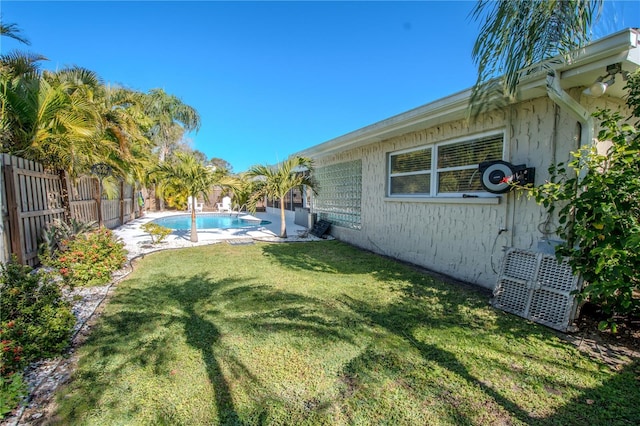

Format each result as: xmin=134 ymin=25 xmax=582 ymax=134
xmin=492 ymin=248 xmax=583 ymax=332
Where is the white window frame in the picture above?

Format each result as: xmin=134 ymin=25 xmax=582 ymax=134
xmin=387 ymin=130 xmax=505 ymax=198
xmin=388 ymin=146 xmax=433 ymax=197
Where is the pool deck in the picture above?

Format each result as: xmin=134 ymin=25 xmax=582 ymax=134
xmin=113 ymin=210 xmax=320 ymax=259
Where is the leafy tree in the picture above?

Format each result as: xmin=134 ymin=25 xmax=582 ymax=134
xmin=470 ymin=0 xmax=602 ymax=114
xmin=189 ymin=149 xmax=207 ymax=164
xmin=527 ymin=70 xmax=640 ymax=331
xmin=247 ymin=156 xmax=317 ymax=238
xmin=208 ymin=157 xmax=233 ymax=174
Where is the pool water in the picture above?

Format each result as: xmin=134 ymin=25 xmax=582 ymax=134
xmin=152 ymin=214 xmax=271 ymax=230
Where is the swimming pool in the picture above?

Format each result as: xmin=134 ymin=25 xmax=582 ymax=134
xmin=152 ymin=214 xmax=271 ymax=230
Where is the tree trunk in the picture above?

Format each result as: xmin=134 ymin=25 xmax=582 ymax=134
xmin=279 ymin=197 xmax=287 ymax=238
xmin=190 ymin=197 xmax=198 ymax=242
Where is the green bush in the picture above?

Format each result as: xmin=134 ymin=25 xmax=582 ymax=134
xmin=40 ymin=218 xmax=97 ymax=257
xmin=0 ymin=373 xmax=27 ymax=419
xmin=141 ymin=222 xmax=172 ymax=244
xmin=528 ymin=70 xmax=640 ymax=331
xmin=41 ymin=227 xmax=127 ymax=287
xmin=0 ymin=259 xmax=75 ymax=417
xmin=0 ymin=260 xmax=75 ymax=368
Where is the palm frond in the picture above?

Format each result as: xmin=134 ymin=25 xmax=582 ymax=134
xmin=470 ymin=0 xmax=602 ymax=117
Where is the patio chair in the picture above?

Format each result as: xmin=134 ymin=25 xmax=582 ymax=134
xmin=187 ymin=196 xmax=204 ymax=212
xmin=216 ymin=196 xmax=232 ymax=213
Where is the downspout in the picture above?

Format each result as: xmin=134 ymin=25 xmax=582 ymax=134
xmin=545 ymin=70 xmax=594 ymax=178
xmin=543 ymin=70 xmax=593 ymax=252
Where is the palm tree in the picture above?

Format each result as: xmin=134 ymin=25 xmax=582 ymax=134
xmin=470 ymin=0 xmax=603 ymax=115
xmin=143 ymin=88 xmax=201 ymax=162
xmin=1 ymin=72 xmax=99 ymax=176
xmin=247 ymin=156 xmax=317 ymax=238
xmin=227 ymin=172 xmax=257 ymax=212
xmin=0 ymin=20 xmax=31 ymax=45
xmin=142 ymin=88 xmax=201 ymax=211
xmin=150 ymin=152 xmax=235 ymax=242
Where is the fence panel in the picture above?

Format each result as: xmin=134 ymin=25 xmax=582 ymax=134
xmin=1 ymin=154 xmax=143 ymax=266
xmin=69 ymin=176 xmax=98 ymax=224
xmin=2 ymin=155 xmax=66 ymax=266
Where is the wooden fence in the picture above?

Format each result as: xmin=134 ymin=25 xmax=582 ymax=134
xmin=0 ymin=154 xmax=142 ymax=266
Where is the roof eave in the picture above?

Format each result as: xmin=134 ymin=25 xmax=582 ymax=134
xmin=296 ymin=28 xmax=640 ymax=159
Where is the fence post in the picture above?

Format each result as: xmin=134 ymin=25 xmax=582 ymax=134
xmin=93 ymin=177 xmax=103 ymax=226
xmin=3 ymin=165 xmax=23 ymax=264
xmin=60 ymin=170 xmax=72 ymax=223
xmin=119 ymin=180 xmax=125 ymax=226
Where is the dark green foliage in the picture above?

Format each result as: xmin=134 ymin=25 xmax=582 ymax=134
xmin=0 ymin=373 xmax=27 ymax=419
xmin=0 ymin=259 xmax=75 ymax=417
xmin=0 ymin=260 xmax=75 ymax=371
xmin=41 ymin=227 xmax=127 ymax=287
xmin=530 ymin=70 xmax=640 ymax=330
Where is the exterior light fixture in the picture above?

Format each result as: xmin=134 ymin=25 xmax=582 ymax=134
xmin=582 ymin=63 xmax=623 ymax=97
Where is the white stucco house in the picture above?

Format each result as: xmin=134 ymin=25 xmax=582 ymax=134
xmin=283 ymin=28 xmax=640 ymax=293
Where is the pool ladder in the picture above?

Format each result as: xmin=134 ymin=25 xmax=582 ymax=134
xmin=232 ymin=204 xmax=248 ymax=217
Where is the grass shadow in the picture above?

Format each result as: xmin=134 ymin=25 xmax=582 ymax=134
xmin=53 ymin=242 xmax=639 ymax=424
xmin=54 ymin=272 xmax=248 ymax=424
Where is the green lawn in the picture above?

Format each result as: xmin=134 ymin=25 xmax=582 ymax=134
xmin=53 ymin=241 xmax=639 ymax=425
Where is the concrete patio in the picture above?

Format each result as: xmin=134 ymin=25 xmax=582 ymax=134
xmin=113 ymin=210 xmax=320 ymax=259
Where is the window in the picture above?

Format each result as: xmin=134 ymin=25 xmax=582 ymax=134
xmin=389 ymin=148 xmax=432 ymax=195
xmin=388 ymin=133 xmax=503 ymax=197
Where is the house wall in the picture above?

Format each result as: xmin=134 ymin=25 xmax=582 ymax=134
xmin=311 ymin=92 xmax=626 ymax=289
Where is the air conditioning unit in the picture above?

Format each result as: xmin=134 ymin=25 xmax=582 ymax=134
xmin=478 ymin=161 xmax=535 ymax=194
xmin=492 ymin=248 xmax=583 ymax=332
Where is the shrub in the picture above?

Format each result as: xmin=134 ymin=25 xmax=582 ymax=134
xmin=141 ymin=222 xmax=172 ymax=244
xmin=40 ymin=218 xmax=97 ymax=257
xmin=0 ymin=373 xmax=27 ymax=419
xmin=527 ymin=70 xmax=640 ymax=331
xmin=41 ymin=228 xmax=127 ymax=287
xmin=0 ymin=260 xmax=75 ymax=368
xmin=0 ymin=259 xmax=75 ymax=417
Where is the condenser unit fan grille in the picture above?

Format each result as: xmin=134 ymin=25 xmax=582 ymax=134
xmin=492 ymin=248 xmax=582 ymax=332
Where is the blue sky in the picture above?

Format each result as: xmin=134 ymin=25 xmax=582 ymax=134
xmin=2 ymin=1 xmax=638 ymax=172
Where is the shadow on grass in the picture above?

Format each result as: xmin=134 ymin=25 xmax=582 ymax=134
xmin=54 ymin=273 xmax=249 ymax=424
xmin=262 ymin=240 xmax=640 ymax=424
xmin=340 ymin=294 xmax=534 ymax=424
xmin=173 ymin=274 xmax=244 ymax=425
xmin=55 ymin=242 xmax=639 ymax=424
